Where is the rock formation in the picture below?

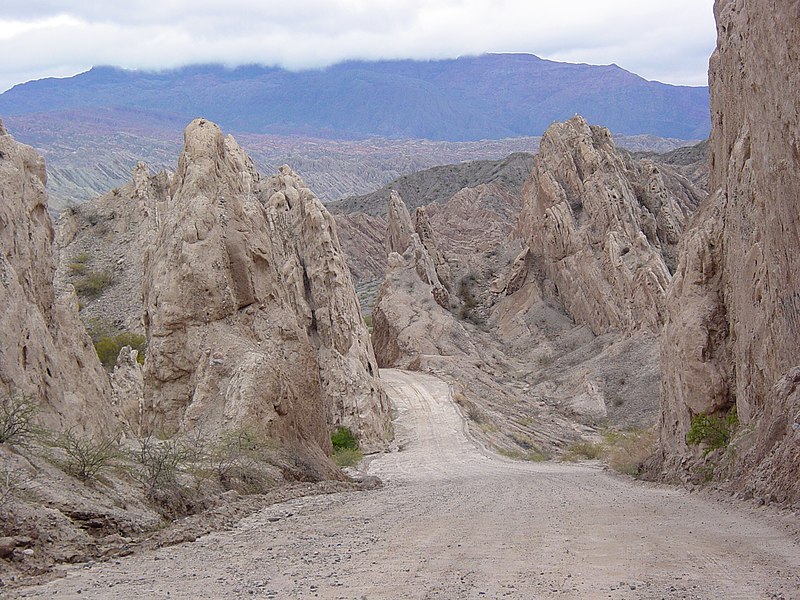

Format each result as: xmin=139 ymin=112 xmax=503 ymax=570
xmin=141 ymin=119 xmax=390 ymax=456
xmin=372 ymin=193 xmax=458 ymax=368
xmin=0 ymin=120 xmax=114 ymax=436
xmin=657 ymin=0 xmax=800 ymax=503
xmin=515 ymin=116 xmax=702 ymax=336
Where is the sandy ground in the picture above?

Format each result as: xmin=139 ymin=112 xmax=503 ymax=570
xmin=10 ymin=369 xmax=800 ymax=599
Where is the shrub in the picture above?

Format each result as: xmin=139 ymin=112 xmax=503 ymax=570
xmin=565 ymin=441 xmax=603 ymax=460
xmin=331 ymin=426 xmax=362 ymax=468
xmin=602 ymin=428 xmax=656 ymax=477
xmin=74 ymin=270 xmax=113 ymax=299
xmin=55 ymin=431 xmax=119 ymax=482
xmin=209 ymin=427 xmax=278 ymax=493
xmin=331 ymin=426 xmax=359 ymax=451
xmin=68 ymin=252 xmax=92 ymax=275
xmin=130 ymin=435 xmax=187 ymax=494
xmin=686 ymin=407 xmax=738 ymax=455
xmin=0 ymin=392 xmax=38 ymax=446
xmin=94 ymin=332 xmax=147 ymax=368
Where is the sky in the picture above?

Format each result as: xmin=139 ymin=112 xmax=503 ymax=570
xmin=0 ymin=0 xmax=717 ymax=93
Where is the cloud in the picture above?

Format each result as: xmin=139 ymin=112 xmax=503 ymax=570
xmin=0 ymin=0 xmax=716 ymax=92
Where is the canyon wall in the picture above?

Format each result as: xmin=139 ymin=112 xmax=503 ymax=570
xmin=658 ymin=0 xmax=800 ymax=503
xmin=0 ymin=120 xmax=114 ymax=435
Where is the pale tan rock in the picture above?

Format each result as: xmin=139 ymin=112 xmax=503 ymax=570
xmin=141 ymin=119 xmax=389 ymax=457
xmin=515 ymin=116 xmax=701 ymax=336
xmin=413 ymin=206 xmax=451 ymax=289
xmin=372 ymin=193 xmax=471 ymax=366
xmin=658 ymin=0 xmax=800 ymax=502
xmin=0 ymin=119 xmax=114 ymax=436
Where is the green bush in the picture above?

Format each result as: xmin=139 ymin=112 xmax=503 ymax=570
xmin=331 ymin=426 xmax=359 ymax=451
xmin=331 ymin=426 xmax=361 ymax=467
xmin=94 ymin=332 xmax=146 ymax=368
xmin=0 ymin=392 xmax=38 ymax=445
xmin=686 ymin=407 xmax=738 ymax=455
xmin=74 ymin=270 xmax=113 ymax=299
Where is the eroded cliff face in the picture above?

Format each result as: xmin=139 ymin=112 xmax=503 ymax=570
xmin=0 ymin=120 xmax=114 ymax=435
xmin=372 ymin=192 xmax=466 ymax=368
xmin=515 ymin=116 xmax=702 ymax=336
xmin=141 ymin=119 xmax=389 ymax=457
xmin=658 ymin=0 xmax=800 ymax=503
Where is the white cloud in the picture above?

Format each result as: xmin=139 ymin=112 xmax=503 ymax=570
xmin=0 ymin=0 xmax=716 ymax=92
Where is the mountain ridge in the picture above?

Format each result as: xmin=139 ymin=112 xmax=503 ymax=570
xmin=0 ymin=54 xmax=710 ymax=141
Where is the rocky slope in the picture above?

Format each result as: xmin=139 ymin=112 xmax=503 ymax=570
xmin=656 ymin=0 xmax=800 ymax=504
xmin=0 ymin=120 xmax=113 ymax=436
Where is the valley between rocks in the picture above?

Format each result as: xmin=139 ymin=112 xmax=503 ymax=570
xmin=12 ymin=369 xmax=800 ymax=600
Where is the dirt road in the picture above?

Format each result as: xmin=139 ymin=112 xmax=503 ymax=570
xmin=12 ymin=369 xmax=800 ymax=599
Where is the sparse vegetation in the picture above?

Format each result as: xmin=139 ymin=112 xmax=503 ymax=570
xmin=686 ymin=407 xmax=738 ymax=455
xmin=67 ymin=251 xmax=92 ymax=275
xmin=55 ymin=430 xmax=119 ymax=482
xmin=497 ymin=447 xmax=547 ymax=462
xmin=130 ymin=435 xmax=187 ymax=495
xmin=564 ymin=441 xmax=603 ymax=461
xmin=84 ymin=318 xmax=146 ymax=368
xmin=601 ymin=428 xmax=657 ymax=477
xmin=210 ymin=426 xmax=276 ymax=492
xmin=456 ymin=273 xmax=484 ymax=325
xmin=331 ymin=426 xmax=362 ymax=467
xmin=363 ymin=314 xmax=373 ymax=333
xmin=0 ymin=391 xmax=38 ymax=446
xmin=73 ymin=270 xmax=113 ymax=299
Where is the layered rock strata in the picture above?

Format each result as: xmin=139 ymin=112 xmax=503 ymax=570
xmin=0 ymin=120 xmax=114 ymax=435
xmin=658 ymin=0 xmax=800 ymax=503
xmin=515 ymin=116 xmax=702 ymax=336
xmin=141 ymin=119 xmax=389 ymax=455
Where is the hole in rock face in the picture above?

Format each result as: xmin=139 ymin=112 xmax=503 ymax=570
xmin=621 ymin=247 xmax=630 ymax=256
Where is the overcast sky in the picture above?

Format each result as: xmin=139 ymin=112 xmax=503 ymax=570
xmin=0 ymin=0 xmax=717 ymax=93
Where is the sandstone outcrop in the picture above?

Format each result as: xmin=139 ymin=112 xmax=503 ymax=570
xmin=515 ymin=116 xmax=702 ymax=336
xmin=657 ymin=0 xmax=800 ymax=503
xmin=0 ymin=120 xmax=114 ymax=436
xmin=141 ymin=119 xmax=390 ymax=456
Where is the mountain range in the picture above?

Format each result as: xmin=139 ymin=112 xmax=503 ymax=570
xmin=0 ymin=54 xmax=709 ymax=141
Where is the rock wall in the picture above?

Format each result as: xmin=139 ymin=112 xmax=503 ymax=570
xmin=516 ymin=116 xmax=701 ymax=336
xmin=0 ymin=120 xmax=114 ymax=436
xmin=141 ymin=119 xmax=389 ymax=455
xmin=658 ymin=0 xmax=800 ymax=503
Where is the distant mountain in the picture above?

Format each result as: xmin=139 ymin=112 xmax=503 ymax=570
xmin=0 ymin=54 xmax=709 ymax=140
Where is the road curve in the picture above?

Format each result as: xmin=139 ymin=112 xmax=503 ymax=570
xmin=12 ymin=369 xmax=800 ymax=599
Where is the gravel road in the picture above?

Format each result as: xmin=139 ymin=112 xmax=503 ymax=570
xmin=12 ymin=369 xmax=800 ymax=599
